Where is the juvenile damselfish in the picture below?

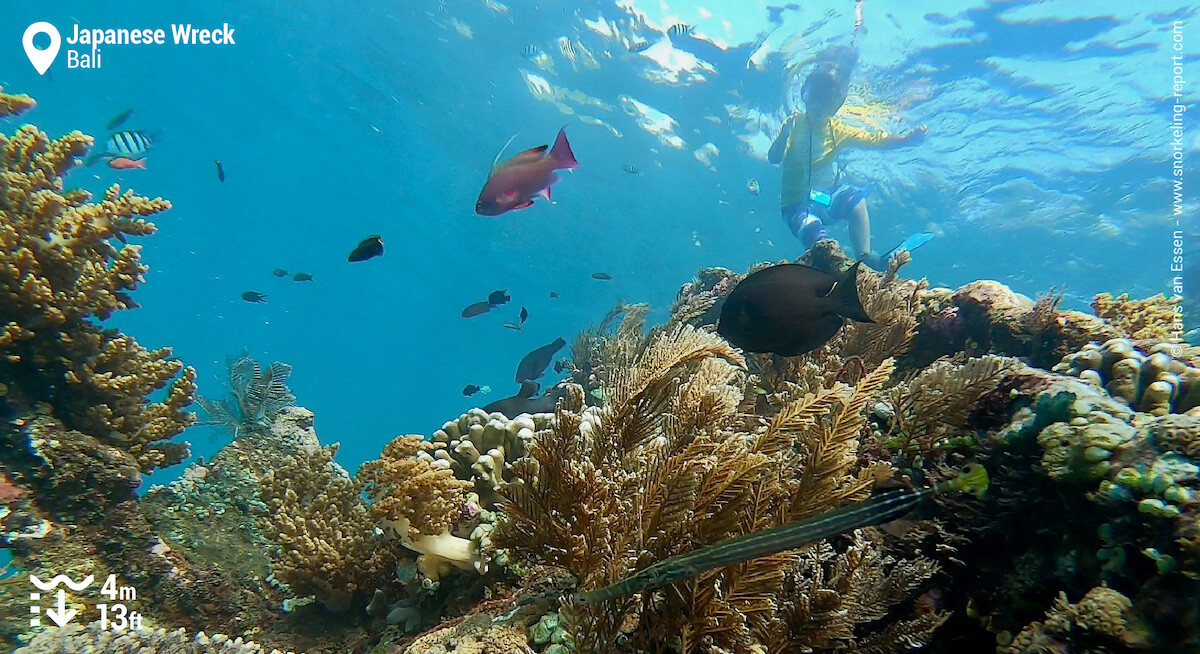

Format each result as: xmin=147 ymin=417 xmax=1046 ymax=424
xmin=475 ymin=128 xmax=578 ymax=215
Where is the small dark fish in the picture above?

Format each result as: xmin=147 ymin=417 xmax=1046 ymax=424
xmin=667 ymin=24 xmax=693 ymax=38
xmin=503 ymin=323 xmax=524 ymax=331
xmin=292 ymin=272 xmax=314 ymax=282
xmin=519 ymin=306 xmax=528 ymax=324
xmin=622 ymin=164 xmax=640 ymax=175
xmin=553 ymin=359 xmax=566 ymax=374
xmin=515 ymin=336 xmax=567 ymax=383
xmin=489 ymin=289 xmax=511 ymax=307
xmin=462 ymin=384 xmax=482 ymax=397
xmin=549 ymin=291 xmax=560 ymax=299
xmin=215 ymin=160 xmax=225 ymax=182
xmin=628 ymin=39 xmax=651 ymax=53
xmin=106 ymin=108 xmax=135 ymax=131
xmin=273 ymin=268 xmax=289 ymax=277
xmin=520 ymin=45 xmax=540 ymax=58
xmin=592 ymin=272 xmax=613 ymax=281
xmin=462 ymin=301 xmax=493 ymax=318
xmin=241 ymin=291 xmax=268 ymax=303
xmin=348 ymin=235 xmax=384 ymax=262
xmin=483 ymin=380 xmax=565 ymax=418
xmin=717 ymin=262 xmax=874 ymax=357
xmin=476 ymin=128 xmax=579 ymax=216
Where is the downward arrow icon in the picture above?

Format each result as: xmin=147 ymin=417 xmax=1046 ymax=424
xmin=45 ymin=589 xmax=76 ymax=627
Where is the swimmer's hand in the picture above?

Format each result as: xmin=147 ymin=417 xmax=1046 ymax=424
xmin=902 ymin=125 xmax=928 ymax=144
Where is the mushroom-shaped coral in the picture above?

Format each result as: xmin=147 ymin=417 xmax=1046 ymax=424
xmin=421 ymin=409 xmax=551 ymax=508
xmin=1054 ymin=338 xmax=1200 ymax=415
xmin=359 ymin=435 xmax=485 ymax=580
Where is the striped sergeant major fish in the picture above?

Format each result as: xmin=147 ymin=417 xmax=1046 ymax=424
xmin=86 ymin=129 xmax=157 ymax=166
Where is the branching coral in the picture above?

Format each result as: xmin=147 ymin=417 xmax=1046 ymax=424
xmin=0 ymin=86 xmax=36 ymax=118
xmin=1 ymin=118 xmax=194 ymax=472
xmin=258 ymin=444 xmax=398 ymax=609
xmin=197 ymin=353 xmax=296 ymax=438
xmin=1092 ymin=292 xmax=1182 ymax=342
xmin=359 ymin=435 xmax=482 ymax=580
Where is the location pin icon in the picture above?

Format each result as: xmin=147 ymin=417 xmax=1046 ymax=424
xmin=23 ymin=22 xmax=61 ymax=75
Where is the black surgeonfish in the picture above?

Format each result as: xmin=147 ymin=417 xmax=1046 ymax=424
xmin=515 ymin=336 xmax=566 ymax=383
xmin=483 ymin=380 xmax=565 ymax=417
xmin=717 ymin=262 xmax=873 ymax=356
xmin=348 ymin=235 xmax=384 ymax=262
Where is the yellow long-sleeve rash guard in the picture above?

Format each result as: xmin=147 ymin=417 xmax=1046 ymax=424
xmin=779 ymin=112 xmax=896 ymax=209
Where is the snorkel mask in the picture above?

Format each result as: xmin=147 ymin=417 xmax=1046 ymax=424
xmin=801 ymin=63 xmax=849 ymax=117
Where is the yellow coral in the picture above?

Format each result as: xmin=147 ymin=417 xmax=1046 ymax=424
xmin=258 ymin=444 xmax=397 ymax=605
xmin=0 ymin=86 xmax=36 ymax=118
xmin=358 ymin=435 xmax=480 ymax=577
xmin=1092 ymin=292 xmax=1181 ymax=341
xmin=1 ymin=116 xmax=192 ymax=472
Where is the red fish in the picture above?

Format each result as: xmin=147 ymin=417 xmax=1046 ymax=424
xmin=108 ymin=157 xmax=146 ymax=170
xmin=475 ymin=128 xmax=578 ymax=216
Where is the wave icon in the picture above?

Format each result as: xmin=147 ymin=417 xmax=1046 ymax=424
xmin=30 ymin=575 xmax=94 ymax=591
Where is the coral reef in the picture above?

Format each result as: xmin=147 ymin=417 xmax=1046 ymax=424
xmin=15 ymin=623 xmax=299 ymax=654
xmin=0 ymin=86 xmax=36 ymax=116
xmin=1 ymin=118 xmax=195 ymax=474
xmin=359 ymin=435 xmax=484 ymax=581
xmin=1054 ymin=337 xmax=1200 ymax=415
xmin=421 ymin=409 xmax=552 ymax=508
xmin=258 ymin=443 xmax=399 ymax=610
xmin=1002 ymin=586 xmax=1149 ymax=653
xmin=498 ymin=323 xmax=948 ymax=652
xmin=1092 ymin=293 xmax=1182 ymax=342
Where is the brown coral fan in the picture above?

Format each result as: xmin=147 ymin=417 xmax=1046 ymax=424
xmin=1092 ymin=292 xmax=1182 ymax=342
xmin=1 ymin=119 xmax=194 ymax=472
xmin=498 ymin=323 xmax=944 ymax=652
xmin=258 ymin=444 xmax=398 ymax=608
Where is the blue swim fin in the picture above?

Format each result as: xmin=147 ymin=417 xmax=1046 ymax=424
xmin=887 ymin=231 xmax=935 ymax=258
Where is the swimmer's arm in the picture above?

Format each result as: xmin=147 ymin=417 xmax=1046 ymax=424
xmin=768 ymin=114 xmax=799 ymax=164
xmin=840 ymin=124 xmax=928 ymax=150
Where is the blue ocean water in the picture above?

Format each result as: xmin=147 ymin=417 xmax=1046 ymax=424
xmin=1 ymin=0 xmax=1193 ymax=483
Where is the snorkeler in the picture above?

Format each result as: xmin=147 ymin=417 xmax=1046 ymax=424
xmin=768 ymin=60 xmax=927 ymax=269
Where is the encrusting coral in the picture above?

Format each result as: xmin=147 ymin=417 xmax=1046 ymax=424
xmin=1 ymin=98 xmax=194 ymax=473
xmin=1092 ymin=292 xmax=1182 ymax=342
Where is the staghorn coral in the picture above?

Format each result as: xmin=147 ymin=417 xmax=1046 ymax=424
xmin=499 ymin=321 xmax=943 ymax=652
xmin=0 ymin=86 xmax=36 ymax=117
xmin=1092 ymin=292 xmax=1182 ymax=342
xmin=197 ymin=353 xmax=297 ymax=438
xmin=1 ymin=118 xmax=194 ymax=473
xmin=258 ymin=443 xmax=399 ymax=610
xmin=359 ymin=435 xmax=483 ymax=580
xmin=15 ymin=623 xmax=300 ymax=654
